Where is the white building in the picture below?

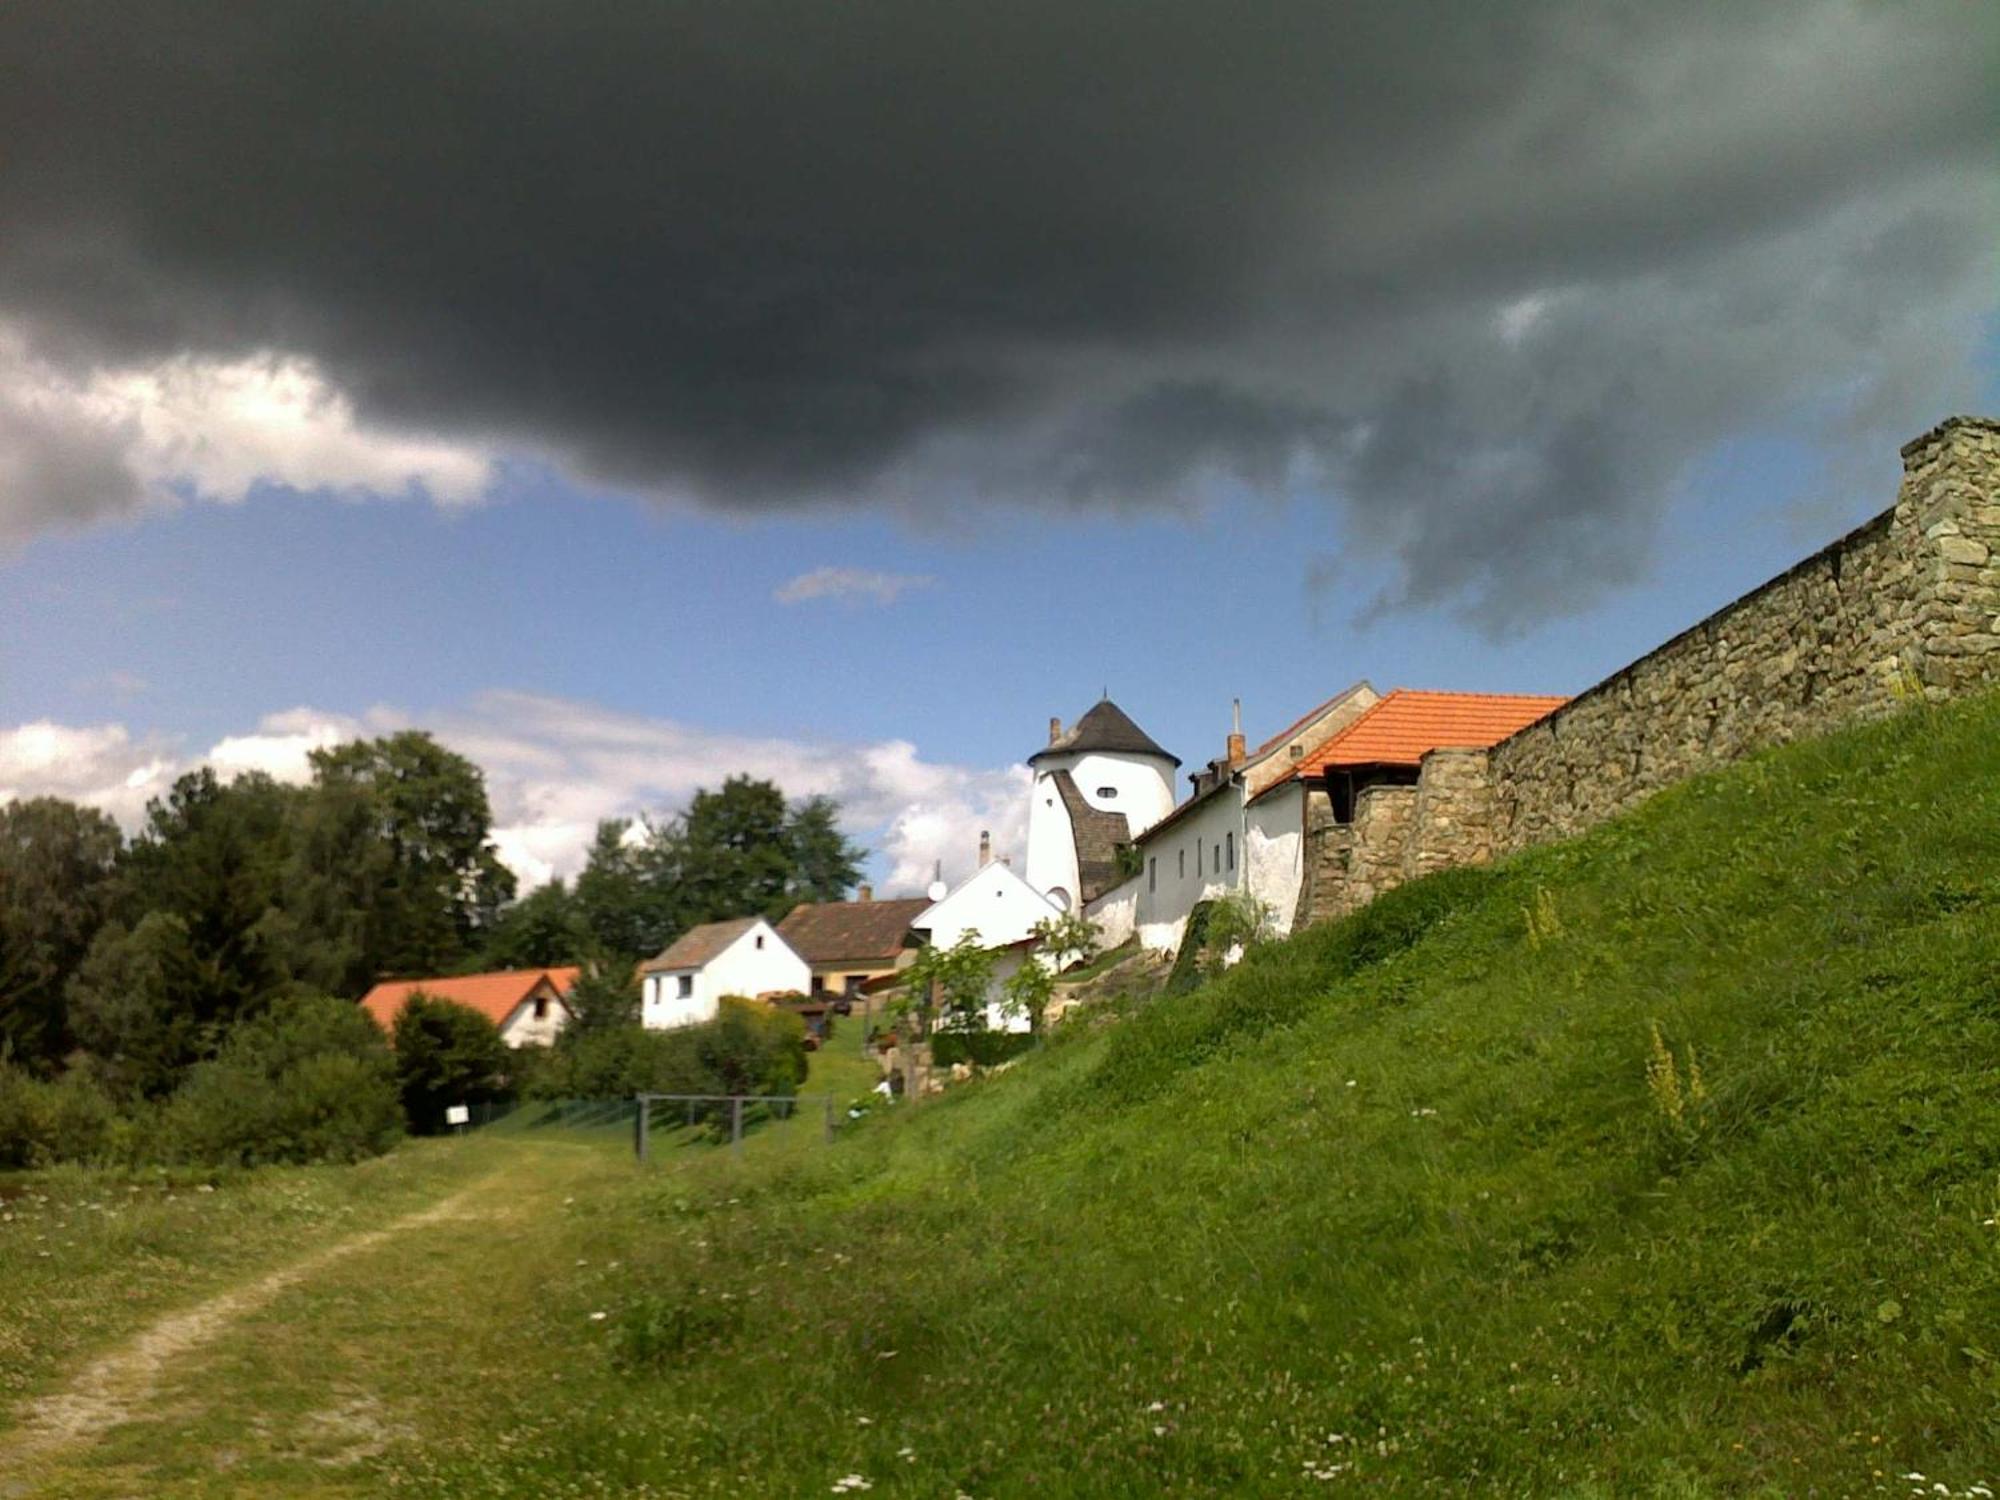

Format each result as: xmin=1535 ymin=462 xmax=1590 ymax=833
xmin=639 ymin=916 xmax=811 ymax=1030
xmin=1023 ymin=699 xmax=1180 ymax=915
xmin=1131 ymin=685 xmax=1378 ymax=955
xmin=359 ymin=967 xmax=579 ymax=1048
xmin=913 ymin=856 xmax=1060 ymax=953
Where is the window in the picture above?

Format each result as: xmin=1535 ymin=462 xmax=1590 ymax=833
xmin=533 ymin=995 xmax=549 ymax=1020
xmin=1178 ymin=848 xmax=1186 ymax=879
xmin=1148 ymin=857 xmax=1156 ymax=893
xmin=1289 ymin=743 xmax=1304 ymax=760
xmin=811 ymin=974 xmax=826 ymax=996
xmin=755 ymin=934 xmax=765 ymax=949
xmin=676 ymin=974 xmax=694 ymax=999
xmin=1227 ymin=831 xmax=1235 ymax=871
xmin=1096 ymin=786 xmax=1118 ymax=799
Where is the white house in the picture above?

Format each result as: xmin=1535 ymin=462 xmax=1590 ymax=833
xmin=639 ymin=917 xmax=810 ymax=1030
xmin=913 ymin=856 xmax=1060 ymax=953
xmin=1022 ymin=698 xmax=1180 ymax=915
xmin=1131 ymin=685 xmax=1378 ymax=955
xmin=359 ymin=967 xmax=579 ymax=1048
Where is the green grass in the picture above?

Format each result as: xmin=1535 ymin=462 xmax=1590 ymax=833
xmin=8 ymin=694 xmax=2000 ymax=1496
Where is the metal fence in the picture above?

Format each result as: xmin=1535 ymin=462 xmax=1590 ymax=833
xmin=633 ymin=1092 xmax=838 ymax=1162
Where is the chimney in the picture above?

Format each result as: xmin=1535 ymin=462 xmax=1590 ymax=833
xmin=1048 ymin=716 xmax=1063 ymax=746
xmin=1227 ymin=697 xmax=1246 ymax=768
xmin=858 ymin=883 xmax=873 ymax=902
xmin=978 ymin=829 xmax=993 ymax=867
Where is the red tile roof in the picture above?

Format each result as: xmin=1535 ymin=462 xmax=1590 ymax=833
xmin=1292 ymin=690 xmax=1568 ymax=775
xmin=358 ymin=967 xmax=579 ymax=1032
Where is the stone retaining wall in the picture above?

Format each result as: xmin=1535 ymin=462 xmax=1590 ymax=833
xmin=1488 ymin=416 xmax=2000 ymax=853
xmin=1294 ymin=416 xmax=2000 ymax=927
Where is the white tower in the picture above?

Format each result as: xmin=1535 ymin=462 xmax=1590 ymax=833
xmin=1023 ymin=699 xmax=1179 ymax=912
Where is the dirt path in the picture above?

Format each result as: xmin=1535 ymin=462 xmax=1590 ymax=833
xmin=0 ymin=1172 xmax=501 ymax=1486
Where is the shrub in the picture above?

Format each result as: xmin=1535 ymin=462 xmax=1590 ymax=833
xmin=530 ymin=998 xmax=807 ymax=1109
xmin=162 ymin=994 xmax=402 ymax=1166
xmin=0 ymin=1062 xmax=119 ymax=1168
xmin=392 ymin=993 xmax=512 ymax=1134
xmin=698 ymin=998 xmax=808 ymax=1097
xmin=930 ymin=1030 xmax=1036 ymax=1069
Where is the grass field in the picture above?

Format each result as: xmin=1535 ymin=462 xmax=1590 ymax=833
xmin=6 ymin=694 xmax=2000 ymax=1496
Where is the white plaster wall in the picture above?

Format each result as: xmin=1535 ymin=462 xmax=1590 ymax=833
xmin=917 ymin=861 xmax=1059 ymax=951
xmin=1134 ymin=790 xmax=1243 ymax=954
xmin=497 ymin=989 xmax=568 ymax=1047
xmin=1023 ymin=770 xmax=1079 ymax=906
xmin=1067 ymin=751 xmax=1178 ymax=836
xmin=1084 ymin=875 xmax=1139 ymax=950
xmin=1244 ymin=783 xmax=1306 ymax=939
xmin=640 ymin=920 xmax=809 ymax=1030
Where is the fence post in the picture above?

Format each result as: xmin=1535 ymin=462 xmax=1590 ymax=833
xmin=730 ymin=1095 xmax=744 ymax=1157
xmin=635 ymin=1095 xmax=650 ymax=1163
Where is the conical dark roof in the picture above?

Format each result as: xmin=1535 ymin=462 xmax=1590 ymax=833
xmin=1029 ymin=699 xmax=1180 ymax=766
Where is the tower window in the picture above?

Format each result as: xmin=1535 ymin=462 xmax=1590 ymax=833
xmin=1148 ymin=857 xmax=1156 ymax=892
xmin=755 ymin=934 xmax=765 ymax=949
xmin=1178 ymin=849 xmax=1186 ymax=879
xmin=1096 ymin=786 xmax=1118 ymax=799
xmin=1227 ymin=832 xmax=1235 ymax=871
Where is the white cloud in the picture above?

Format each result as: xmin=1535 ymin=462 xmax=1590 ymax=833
xmin=205 ymin=707 xmax=369 ymax=782
xmin=0 ymin=694 xmax=1030 ymax=897
xmin=0 ymin=320 xmax=495 ymax=546
xmin=0 ymin=720 xmax=182 ymax=825
xmin=773 ymin=566 xmax=936 ymax=607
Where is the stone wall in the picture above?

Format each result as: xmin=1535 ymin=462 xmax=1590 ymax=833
xmin=1344 ymin=785 xmax=1415 ymax=912
xmin=1292 ymin=415 xmax=2000 ymax=928
xmin=1404 ymin=747 xmax=1494 ymax=879
xmin=1488 ymin=416 xmax=2000 ymax=854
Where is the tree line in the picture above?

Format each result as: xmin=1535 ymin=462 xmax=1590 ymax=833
xmin=0 ymin=731 xmax=862 ymax=1163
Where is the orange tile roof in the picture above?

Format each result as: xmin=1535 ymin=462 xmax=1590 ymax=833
xmin=358 ymin=967 xmax=579 ymax=1032
xmin=1292 ymin=690 xmax=1568 ymax=775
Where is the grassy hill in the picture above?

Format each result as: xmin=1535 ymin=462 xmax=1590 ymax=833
xmin=372 ymin=692 xmax=1997 ymax=1497
xmin=8 ymin=693 xmax=2000 ymax=1497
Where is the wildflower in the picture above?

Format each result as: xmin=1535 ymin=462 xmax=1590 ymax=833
xmin=830 ymin=1475 xmax=872 ymax=1493
xmin=588 ymin=1311 xmax=608 ymax=1322
xmin=1146 ymin=1402 xmax=1166 ymax=1412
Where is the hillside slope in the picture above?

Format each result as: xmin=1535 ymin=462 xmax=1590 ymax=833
xmin=418 ymin=695 xmax=2000 ymax=1497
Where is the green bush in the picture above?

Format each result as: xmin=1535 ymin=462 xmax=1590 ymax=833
xmin=930 ymin=1029 xmax=1035 ymax=1069
xmin=530 ymin=998 xmax=808 ymax=1109
xmin=162 ymin=994 xmax=402 ymax=1166
xmin=392 ymin=993 xmax=512 ymax=1134
xmin=0 ymin=1062 xmax=120 ymax=1168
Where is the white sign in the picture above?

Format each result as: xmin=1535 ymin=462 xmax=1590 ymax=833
xmin=445 ymin=1105 xmax=471 ymax=1127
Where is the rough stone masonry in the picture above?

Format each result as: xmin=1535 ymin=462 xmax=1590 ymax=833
xmin=1299 ymin=416 xmax=2000 ymax=925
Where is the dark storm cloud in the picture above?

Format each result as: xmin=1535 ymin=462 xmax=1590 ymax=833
xmin=0 ymin=1 xmax=1993 ymax=626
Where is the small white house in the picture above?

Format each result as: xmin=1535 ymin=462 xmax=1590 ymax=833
xmin=639 ymin=917 xmax=810 ymax=1030
xmin=359 ymin=967 xmax=579 ymax=1048
xmin=913 ymin=857 xmax=1060 ymax=953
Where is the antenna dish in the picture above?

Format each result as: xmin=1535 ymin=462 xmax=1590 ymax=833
xmin=926 ymin=879 xmax=948 ymax=902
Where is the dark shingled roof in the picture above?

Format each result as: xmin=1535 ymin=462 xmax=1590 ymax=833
xmin=1029 ymin=699 xmax=1180 ymax=767
xmin=776 ymin=897 xmax=929 ymax=965
xmin=641 ymin=917 xmax=760 ymax=973
xmin=1051 ymin=769 xmax=1133 ymax=904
